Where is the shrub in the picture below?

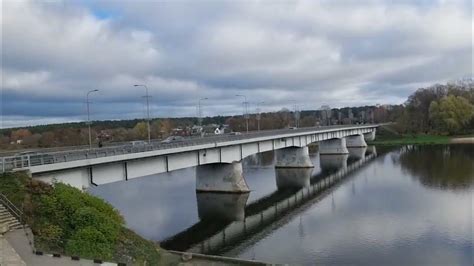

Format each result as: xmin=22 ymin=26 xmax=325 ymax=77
xmin=65 ymin=226 xmax=114 ymax=259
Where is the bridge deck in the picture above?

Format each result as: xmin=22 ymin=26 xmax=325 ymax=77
xmin=1 ymin=124 xmax=377 ymax=172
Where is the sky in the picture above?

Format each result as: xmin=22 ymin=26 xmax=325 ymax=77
xmin=1 ymin=0 xmax=472 ymax=128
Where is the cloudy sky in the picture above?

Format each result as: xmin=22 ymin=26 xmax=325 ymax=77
xmin=1 ymin=0 xmax=472 ymax=128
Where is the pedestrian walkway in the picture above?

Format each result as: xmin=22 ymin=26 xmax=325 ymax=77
xmin=1 ymin=233 xmax=26 ymax=266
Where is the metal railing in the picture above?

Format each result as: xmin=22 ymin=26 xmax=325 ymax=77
xmin=0 ymin=193 xmax=23 ymax=225
xmin=0 ymin=124 xmax=378 ymax=172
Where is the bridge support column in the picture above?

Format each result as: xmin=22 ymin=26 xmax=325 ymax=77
xmin=346 ymin=134 xmax=367 ymax=148
xmin=363 ymin=130 xmax=376 ymax=141
xmin=275 ymin=146 xmax=314 ymax=168
xmin=196 ymin=162 xmax=249 ymax=193
xmin=319 ymin=138 xmax=349 ymax=155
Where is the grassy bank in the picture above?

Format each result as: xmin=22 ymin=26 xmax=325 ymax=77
xmin=0 ymin=172 xmax=161 ymax=265
xmin=369 ymin=126 xmax=473 ymax=145
xmin=368 ymin=134 xmax=452 ymax=145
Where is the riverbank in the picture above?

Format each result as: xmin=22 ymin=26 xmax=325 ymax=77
xmin=368 ymin=134 xmax=474 ymax=145
xmin=0 ymin=172 xmax=162 ymax=265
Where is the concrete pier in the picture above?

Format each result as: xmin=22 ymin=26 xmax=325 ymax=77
xmin=363 ymin=130 xmax=376 ymax=141
xmin=275 ymin=168 xmax=312 ymax=189
xmin=346 ymin=134 xmax=368 ymax=147
xmin=196 ymin=193 xmax=249 ymax=221
xmin=319 ymin=138 xmax=349 ymax=155
xmin=275 ymin=147 xmax=314 ymax=168
xmin=196 ymin=162 xmax=250 ymax=193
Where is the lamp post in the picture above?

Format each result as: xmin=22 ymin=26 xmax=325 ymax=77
xmin=198 ymin=97 xmax=208 ymax=137
xmin=236 ymin=94 xmax=248 ymax=133
xmin=134 ymin=85 xmax=151 ymax=143
xmin=86 ymin=89 xmax=99 ymax=150
xmin=256 ymin=101 xmax=264 ymax=131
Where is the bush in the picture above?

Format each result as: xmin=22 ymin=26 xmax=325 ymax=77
xmin=65 ymin=226 xmax=114 ymax=259
xmin=0 ymin=173 xmax=160 ymax=264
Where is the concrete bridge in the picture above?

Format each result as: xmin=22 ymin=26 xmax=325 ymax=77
xmin=161 ymin=148 xmax=377 ymax=253
xmin=1 ymin=125 xmax=377 ymax=192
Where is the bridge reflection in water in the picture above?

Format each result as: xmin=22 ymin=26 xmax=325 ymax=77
xmin=161 ymin=147 xmax=377 ymax=254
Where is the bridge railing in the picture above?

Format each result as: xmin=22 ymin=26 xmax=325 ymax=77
xmin=0 ymin=124 xmax=378 ymax=172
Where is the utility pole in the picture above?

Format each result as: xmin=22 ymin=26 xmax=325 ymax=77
xmin=86 ymin=89 xmax=99 ymax=150
xmin=236 ymin=94 xmax=248 ymax=133
xmin=134 ymin=85 xmax=151 ymax=143
xmin=256 ymin=101 xmax=264 ymax=131
xmin=198 ymin=97 xmax=208 ymax=137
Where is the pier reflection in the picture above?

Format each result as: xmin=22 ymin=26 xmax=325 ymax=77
xmin=320 ymin=154 xmax=349 ymax=172
xmin=275 ymin=168 xmax=312 ymax=190
xmin=348 ymin=147 xmax=367 ymax=161
xmin=197 ymin=193 xmax=249 ymax=222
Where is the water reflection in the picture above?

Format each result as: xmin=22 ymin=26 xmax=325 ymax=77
xmin=320 ymin=154 xmax=349 ymax=172
xmin=394 ymin=145 xmax=474 ymax=190
xmin=348 ymin=147 xmax=367 ymax=160
xmin=90 ymin=145 xmax=472 ymax=265
xmin=162 ymin=153 xmax=376 ymax=254
xmin=197 ymin=193 xmax=249 ymax=222
xmin=275 ymin=168 xmax=312 ymax=189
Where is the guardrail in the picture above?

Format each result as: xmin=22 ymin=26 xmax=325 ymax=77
xmin=0 ymin=124 xmax=377 ymax=173
xmin=0 ymin=193 xmax=23 ymax=225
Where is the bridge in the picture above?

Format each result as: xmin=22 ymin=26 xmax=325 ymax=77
xmin=1 ymin=124 xmax=378 ymax=191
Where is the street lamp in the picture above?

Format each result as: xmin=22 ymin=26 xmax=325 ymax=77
xmin=133 ymin=84 xmax=151 ymax=143
xmin=86 ymin=89 xmax=99 ymax=150
xmin=198 ymin=97 xmax=208 ymax=137
xmin=236 ymin=94 xmax=248 ymax=133
xmin=256 ymin=101 xmax=264 ymax=131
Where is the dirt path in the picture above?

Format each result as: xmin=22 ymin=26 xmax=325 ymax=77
xmin=450 ymin=137 xmax=474 ymax=144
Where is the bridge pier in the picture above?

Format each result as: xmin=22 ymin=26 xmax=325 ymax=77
xmin=195 ymin=162 xmax=249 ymax=193
xmin=363 ymin=130 xmax=376 ymax=141
xmin=346 ymin=134 xmax=368 ymax=148
xmin=275 ymin=168 xmax=312 ymax=189
xmin=275 ymin=146 xmax=314 ymax=168
xmin=319 ymin=138 xmax=349 ymax=155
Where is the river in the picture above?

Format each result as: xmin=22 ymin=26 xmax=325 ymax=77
xmin=89 ymin=144 xmax=473 ymax=265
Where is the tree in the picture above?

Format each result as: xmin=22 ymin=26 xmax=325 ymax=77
xmin=429 ymin=95 xmax=474 ymax=134
xmin=133 ymin=122 xmax=148 ymax=139
xmin=11 ymin=129 xmax=32 ymax=141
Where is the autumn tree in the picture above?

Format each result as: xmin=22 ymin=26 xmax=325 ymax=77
xmin=133 ymin=122 xmax=148 ymax=139
xmin=10 ymin=129 xmax=32 ymax=141
xmin=429 ymin=95 xmax=474 ymax=134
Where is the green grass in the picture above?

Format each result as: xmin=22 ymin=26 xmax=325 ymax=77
xmin=368 ymin=134 xmax=451 ymax=145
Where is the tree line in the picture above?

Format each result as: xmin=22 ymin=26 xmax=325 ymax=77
xmin=1 ymin=79 xmax=473 ymax=150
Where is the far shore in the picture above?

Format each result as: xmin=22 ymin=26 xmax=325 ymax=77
xmin=450 ymin=137 xmax=474 ymax=144
xmin=368 ymin=134 xmax=474 ymax=145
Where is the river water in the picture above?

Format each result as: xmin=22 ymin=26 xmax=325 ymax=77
xmin=89 ymin=145 xmax=473 ymax=265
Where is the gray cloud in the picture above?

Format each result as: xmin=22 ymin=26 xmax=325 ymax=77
xmin=1 ymin=0 xmax=472 ymax=128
